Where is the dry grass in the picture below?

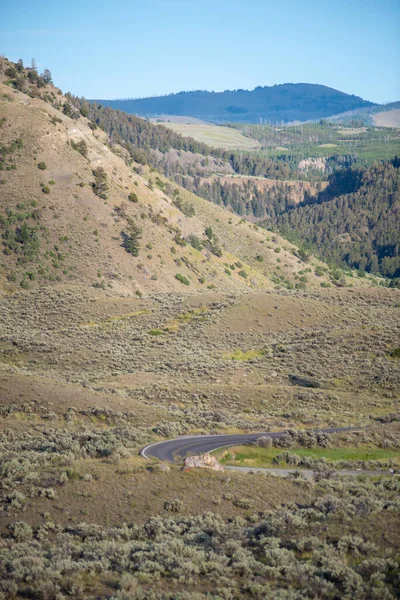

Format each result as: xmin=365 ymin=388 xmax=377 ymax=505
xmin=160 ymin=122 xmax=261 ymax=150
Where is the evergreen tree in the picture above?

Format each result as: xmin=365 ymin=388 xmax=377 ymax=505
xmin=92 ymin=167 xmax=109 ymax=199
xmin=42 ymin=69 xmax=52 ymax=84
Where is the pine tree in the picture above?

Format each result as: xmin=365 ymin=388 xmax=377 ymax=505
xmin=92 ymin=167 xmax=109 ymax=199
xmin=122 ymin=223 xmax=142 ymax=256
xmin=42 ymin=69 xmax=52 ymax=84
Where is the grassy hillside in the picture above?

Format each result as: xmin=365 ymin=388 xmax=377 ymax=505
xmin=92 ymin=83 xmax=373 ymax=124
xmin=158 ymin=121 xmax=261 ymax=150
xmin=1 ymin=73 xmax=333 ymax=295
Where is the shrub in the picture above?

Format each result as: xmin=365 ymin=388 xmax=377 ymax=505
xmin=173 ymin=197 xmax=195 ymax=217
xmin=233 ymin=498 xmax=252 ymax=509
xmin=71 ymin=139 xmax=88 ymax=157
xmin=238 ymin=270 xmax=247 ymax=279
xmin=174 ymin=234 xmax=187 ymax=247
xmin=5 ymin=66 xmax=17 ymax=78
xmin=10 ymin=521 xmax=32 ymax=542
xmin=257 ymin=436 xmax=273 ymax=448
xmin=38 ymin=162 xmax=47 ymax=170
xmin=42 ymin=186 xmax=50 ymax=194
xmin=128 ymin=192 xmax=139 ymax=203
xmin=186 ymin=234 xmax=203 ymax=251
xmin=164 ymin=499 xmax=183 ymax=512
xmin=175 ymin=273 xmax=190 ymax=286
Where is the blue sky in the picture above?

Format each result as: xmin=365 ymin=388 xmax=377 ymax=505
xmin=1 ymin=0 xmax=399 ymax=103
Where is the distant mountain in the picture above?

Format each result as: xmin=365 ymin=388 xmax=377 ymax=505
xmin=92 ymin=83 xmax=375 ymax=124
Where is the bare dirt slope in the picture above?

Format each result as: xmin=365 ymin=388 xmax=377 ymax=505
xmin=373 ymin=108 xmax=400 ymax=127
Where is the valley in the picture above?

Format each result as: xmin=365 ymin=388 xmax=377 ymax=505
xmin=0 ymin=56 xmax=399 ymax=599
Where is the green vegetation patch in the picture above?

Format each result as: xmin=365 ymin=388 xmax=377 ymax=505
xmin=222 ymin=349 xmax=267 ymax=361
xmin=218 ymin=444 xmax=400 ymax=467
xmin=175 ymin=273 xmax=190 ymax=286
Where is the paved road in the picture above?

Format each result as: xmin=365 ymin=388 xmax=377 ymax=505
xmin=140 ymin=427 xmax=359 ymax=462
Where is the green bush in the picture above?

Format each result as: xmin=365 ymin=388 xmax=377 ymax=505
xmin=173 ymin=197 xmax=195 ymax=217
xmin=128 ymin=192 xmax=139 ymax=203
xmin=186 ymin=234 xmax=203 ymax=251
xmin=37 ymin=162 xmax=47 ymax=170
xmin=174 ymin=234 xmax=186 ymax=247
xmin=175 ymin=273 xmax=190 ymax=286
xmin=238 ymin=270 xmax=247 ymax=279
xmin=42 ymin=186 xmax=50 ymax=194
xmin=71 ymin=139 xmax=88 ymax=157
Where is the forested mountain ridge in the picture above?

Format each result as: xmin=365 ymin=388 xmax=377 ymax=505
xmin=267 ymin=159 xmax=400 ymax=281
xmin=92 ymin=83 xmax=374 ymax=124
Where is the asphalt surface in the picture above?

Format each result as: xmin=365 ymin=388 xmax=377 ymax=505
xmin=140 ymin=427 xmax=359 ymax=462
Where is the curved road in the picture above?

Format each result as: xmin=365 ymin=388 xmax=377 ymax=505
xmin=140 ymin=427 xmax=359 ymax=462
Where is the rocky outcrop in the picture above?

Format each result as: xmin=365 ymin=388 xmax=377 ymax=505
xmin=183 ymin=453 xmax=224 ymax=472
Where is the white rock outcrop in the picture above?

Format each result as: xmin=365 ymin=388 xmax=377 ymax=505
xmin=183 ymin=453 xmax=224 ymax=472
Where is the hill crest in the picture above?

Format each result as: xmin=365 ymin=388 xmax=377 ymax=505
xmin=92 ymin=83 xmax=374 ymax=124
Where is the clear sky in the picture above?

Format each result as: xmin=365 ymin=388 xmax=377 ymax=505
xmin=1 ymin=0 xmax=399 ymax=103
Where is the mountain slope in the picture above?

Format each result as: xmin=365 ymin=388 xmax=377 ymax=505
xmin=92 ymin=83 xmax=374 ymax=124
xmin=330 ymin=101 xmax=400 ymax=126
xmin=267 ymin=161 xmax=400 ymax=280
xmin=0 ymin=64 xmax=333 ymax=294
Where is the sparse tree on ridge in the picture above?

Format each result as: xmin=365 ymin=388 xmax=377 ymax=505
xmin=42 ymin=69 xmax=52 ymax=84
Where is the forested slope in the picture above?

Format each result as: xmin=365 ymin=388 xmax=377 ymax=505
xmin=268 ymin=159 xmax=400 ymax=280
xmin=92 ymin=83 xmax=373 ymax=124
